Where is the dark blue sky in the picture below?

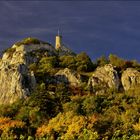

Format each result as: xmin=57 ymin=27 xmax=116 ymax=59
xmin=1 ymin=1 xmax=140 ymax=61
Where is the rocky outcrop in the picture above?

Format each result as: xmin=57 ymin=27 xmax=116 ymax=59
xmin=0 ymin=64 xmax=35 ymax=104
xmin=121 ymin=68 xmax=140 ymax=90
xmin=2 ymin=43 xmax=56 ymax=65
xmin=88 ymin=64 xmax=120 ymax=92
xmin=55 ymin=68 xmax=82 ymax=86
xmin=0 ymin=40 xmax=55 ymax=104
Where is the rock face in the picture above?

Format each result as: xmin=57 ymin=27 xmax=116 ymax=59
xmin=88 ymin=64 xmax=120 ymax=92
xmin=55 ymin=68 xmax=82 ymax=86
xmin=0 ymin=40 xmax=55 ymax=104
xmin=121 ymin=68 xmax=140 ymax=90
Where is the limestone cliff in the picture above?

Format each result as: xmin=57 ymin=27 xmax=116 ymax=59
xmin=121 ymin=68 xmax=140 ymax=90
xmin=0 ymin=38 xmax=55 ymax=104
xmin=1 ymin=37 xmax=140 ymax=105
xmin=88 ymin=64 xmax=120 ymax=92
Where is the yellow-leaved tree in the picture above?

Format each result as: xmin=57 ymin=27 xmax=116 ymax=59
xmin=36 ymin=111 xmax=98 ymax=140
xmin=0 ymin=117 xmax=25 ymax=139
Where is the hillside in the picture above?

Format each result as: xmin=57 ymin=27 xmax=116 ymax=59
xmin=0 ymin=38 xmax=140 ymax=139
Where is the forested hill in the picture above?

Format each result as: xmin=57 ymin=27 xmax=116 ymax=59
xmin=0 ymin=38 xmax=140 ymax=139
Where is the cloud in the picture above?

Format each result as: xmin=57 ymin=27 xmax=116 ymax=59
xmin=0 ymin=1 xmax=140 ymax=61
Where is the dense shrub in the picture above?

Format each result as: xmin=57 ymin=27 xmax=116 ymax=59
xmin=96 ymin=55 xmax=109 ymax=66
xmin=76 ymin=52 xmax=95 ymax=72
xmin=59 ymin=55 xmax=76 ymax=70
xmin=15 ymin=37 xmax=50 ymax=46
xmin=109 ymin=54 xmax=134 ymax=71
xmin=0 ymin=117 xmax=25 ymax=139
xmin=36 ymin=111 xmax=98 ymax=140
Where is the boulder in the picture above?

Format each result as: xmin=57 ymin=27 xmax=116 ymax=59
xmin=88 ymin=64 xmax=120 ymax=92
xmin=55 ymin=68 xmax=82 ymax=86
xmin=121 ymin=68 xmax=140 ymax=90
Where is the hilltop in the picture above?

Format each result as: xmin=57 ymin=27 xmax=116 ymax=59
xmin=0 ymin=37 xmax=140 ymax=139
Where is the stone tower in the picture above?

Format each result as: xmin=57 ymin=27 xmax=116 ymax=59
xmin=55 ymin=30 xmax=62 ymax=50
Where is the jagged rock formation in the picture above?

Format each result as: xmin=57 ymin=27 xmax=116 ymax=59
xmin=55 ymin=68 xmax=82 ymax=86
xmin=0 ymin=38 xmax=55 ymax=104
xmin=88 ymin=64 xmax=120 ymax=92
xmin=121 ymin=68 xmax=140 ymax=90
xmin=2 ymin=37 xmax=140 ymax=105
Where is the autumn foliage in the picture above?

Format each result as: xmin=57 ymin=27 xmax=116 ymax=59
xmin=0 ymin=117 xmax=25 ymax=139
xmin=0 ymin=54 xmax=140 ymax=139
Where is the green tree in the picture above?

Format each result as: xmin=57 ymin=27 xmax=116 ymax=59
xmin=59 ymin=55 xmax=76 ymax=70
xmin=96 ymin=55 xmax=109 ymax=66
xmin=109 ymin=54 xmax=133 ymax=71
xmin=82 ymin=96 xmax=96 ymax=115
xmin=39 ymin=56 xmax=58 ymax=69
xmin=76 ymin=52 xmax=95 ymax=72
